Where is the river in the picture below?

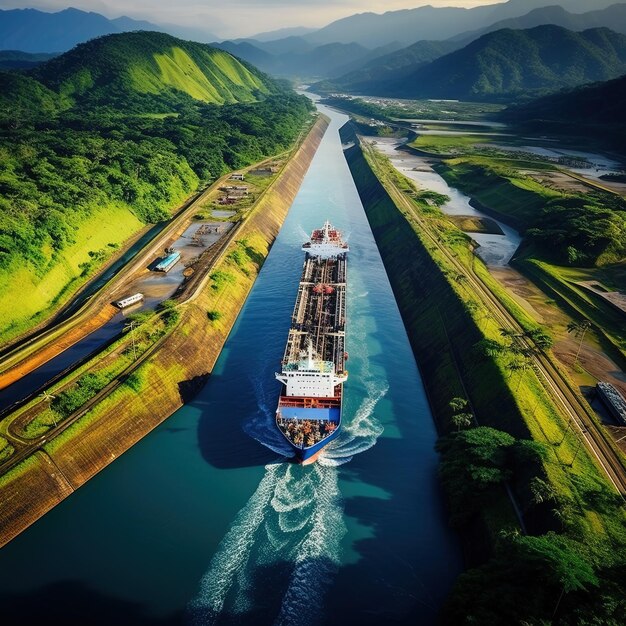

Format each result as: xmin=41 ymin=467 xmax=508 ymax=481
xmin=370 ymin=137 xmax=522 ymax=266
xmin=0 ymin=103 xmax=462 ymax=625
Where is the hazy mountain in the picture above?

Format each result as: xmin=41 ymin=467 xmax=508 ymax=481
xmin=347 ymin=26 xmax=626 ymax=102
xmin=247 ymin=26 xmax=317 ymax=42
xmin=303 ymin=0 xmax=622 ymax=48
xmin=0 ymin=50 xmax=57 ymax=69
xmin=213 ymin=40 xmax=276 ymax=72
xmin=453 ymin=4 xmax=626 ymax=44
xmin=21 ymin=31 xmax=274 ymax=110
xmin=313 ymin=40 xmax=460 ymax=94
xmin=244 ymin=36 xmax=316 ymax=57
xmin=215 ymin=38 xmax=391 ymax=79
xmin=0 ymin=8 xmax=218 ymax=53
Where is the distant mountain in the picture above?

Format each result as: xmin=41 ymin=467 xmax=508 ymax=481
xmin=0 ymin=8 xmax=218 ymax=53
xmin=352 ymin=26 xmax=626 ymax=103
xmin=503 ymin=74 xmax=626 ymax=127
xmin=215 ymin=38 xmax=391 ymax=79
xmin=453 ymin=4 xmax=626 ymax=44
xmin=302 ymin=0 xmax=622 ymax=48
xmin=245 ymin=36 xmax=315 ymax=57
xmin=0 ymin=50 xmax=57 ymax=69
xmin=247 ymin=26 xmax=317 ymax=42
xmin=17 ymin=31 xmax=275 ymax=111
xmin=313 ymin=40 xmax=460 ymax=94
xmin=213 ymin=40 xmax=276 ymax=72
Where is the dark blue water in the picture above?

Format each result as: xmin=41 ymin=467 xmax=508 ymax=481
xmin=0 ymin=104 xmax=462 ymax=625
xmin=0 ymin=316 xmax=126 ymax=411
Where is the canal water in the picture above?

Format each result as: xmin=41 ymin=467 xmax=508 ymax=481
xmin=0 ymin=103 xmax=462 ymax=625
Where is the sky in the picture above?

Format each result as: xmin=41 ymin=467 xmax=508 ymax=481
xmin=1 ymin=1 xmax=506 ymax=38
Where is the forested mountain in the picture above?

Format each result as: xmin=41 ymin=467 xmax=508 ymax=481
xmin=502 ymin=74 xmax=626 ymax=134
xmin=0 ymin=50 xmax=56 ymax=69
xmin=313 ymin=40 xmax=460 ymax=94
xmin=0 ymin=31 xmax=312 ymax=341
xmin=21 ymin=31 xmax=273 ymax=111
xmin=0 ymin=7 xmax=218 ymax=53
xmin=301 ymin=0 xmax=622 ymax=48
xmin=453 ymin=4 xmax=626 ymax=44
xmin=337 ymin=26 xmax=626 ymax=102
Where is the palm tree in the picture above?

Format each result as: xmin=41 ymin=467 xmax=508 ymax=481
xmin=39 ymin=391 xmax=57 ymax=426
xmin=449 ymin=397 xmax=468 ymax=413
xmin=451 ymin=412 xmax=473 ymax=432
xmin=567 ymin=319 xmax=591 ymax=365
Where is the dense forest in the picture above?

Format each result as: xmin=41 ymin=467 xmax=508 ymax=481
xmin=317 ymin=25 xmax=626 ymax=102
xmin=0 ymin=31 xmax=314 ymax=342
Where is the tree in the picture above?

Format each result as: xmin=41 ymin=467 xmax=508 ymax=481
xmin=526 ymin=328 xmax=554 ymax=350
xmin=451 ymin=412 xmax=473 ymax=432
xmin=567 ymin=319 xmax=591 ymax=365
xmin=449 ymin=397 xmax=468 ymax=413
xmin=473 ymin=338 xmax=504 ymax=359
xmin=39 ymin=390 xmax=57 ymax=426
xmin=529 ymin=476 xmax=556 ymax=506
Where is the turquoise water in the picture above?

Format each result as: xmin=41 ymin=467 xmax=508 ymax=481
xmin=0 ymin=104 xmax=462 ymax=625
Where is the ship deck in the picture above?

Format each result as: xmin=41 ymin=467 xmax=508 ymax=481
xmin=282 ymin=253 xmax=346 ymax=371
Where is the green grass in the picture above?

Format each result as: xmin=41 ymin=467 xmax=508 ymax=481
xmin=5 ymin=310 xmax=167 ymax=440
xmin=0 ymin=203 xmax=143 ymax=345
xmin=359 ymin=142 xmax=626 ymax=534
xmin=437 ymin=158 xmax=563 ymax=227
xmin=515 ymin=255 xmax=626 ymax=361
xmin=410 ymin=134 xmax=492 ymax=155
xmin=0 ymin=436 xmax=14 ymax=463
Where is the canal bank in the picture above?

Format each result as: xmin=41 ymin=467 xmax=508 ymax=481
xmin=0 ymin=99 xmax=461 ymax=625
xmin=0 ymin=115 xmax=329 ymax=548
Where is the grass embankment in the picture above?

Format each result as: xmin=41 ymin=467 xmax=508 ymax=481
xmin=435 ymin=156 xmax=563 ymax=229
xmin=3 ymin=306 xmax=176 ymax=441
xmin=0 ymin=205 xmax=144 ymax=346
xmin=343 ymin=126 xmax=626 ymax=624
xmin=434 ymin=154 xmax=626 ymax=363
xmin=0 ymin=115 xmax=329 ymax=548
xmin=409 ymin=134 xmax=493 ymax=156
xmin=515 ymin=254 xmax=626 ymax=364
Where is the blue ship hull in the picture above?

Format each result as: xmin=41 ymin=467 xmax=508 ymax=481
xmin=276 ymin=405 xmax=342 ymax=464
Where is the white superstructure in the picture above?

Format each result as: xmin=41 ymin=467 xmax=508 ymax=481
xmin=276 ymin=340 xmax=347 ymax=398
xmin=301 ymin=221 xmax=349 ymax=259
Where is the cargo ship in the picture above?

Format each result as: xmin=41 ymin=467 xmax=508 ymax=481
xmin=275 ymin=221 xmax=349 ymax=465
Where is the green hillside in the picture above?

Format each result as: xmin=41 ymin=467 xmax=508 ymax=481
xmin=348 ymin=26 xmax=626 ymax=102
xmin=0 ymin=32 xmax=312 ymax=345
xmin=32 ymin=31 xmax=273 ymax=109
xmin=506 ymin=73 xmax=626 ymax=123
xmin=0 ymin=72 xmax=60 ymax=117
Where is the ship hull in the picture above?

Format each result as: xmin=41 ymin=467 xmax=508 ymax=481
xmin=274 ymin=221 xmax=347 ymax=465
xmin=276 ymin=401 xmax=342 ymax=464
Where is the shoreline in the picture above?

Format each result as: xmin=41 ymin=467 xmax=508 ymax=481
xmin=0 ymin=115 xmax=329 ymax=548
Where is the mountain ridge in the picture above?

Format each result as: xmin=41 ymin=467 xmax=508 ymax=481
xmin=0 ymin=31 xmax=276 ymax=113
xmin=318 ymin=25 xmax=626 ymax=103
xmin=0 ymin=7 xmax=219 ymax=53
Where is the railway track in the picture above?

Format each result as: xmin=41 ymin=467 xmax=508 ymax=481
xmin=362 ymin=139 xmax=626 ymax=497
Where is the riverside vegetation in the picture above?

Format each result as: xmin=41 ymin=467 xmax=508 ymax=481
xmin=342 ymin=127 xmax=626 ymax=625
xmin=0 ymin=31 xmax=314 ymax=345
